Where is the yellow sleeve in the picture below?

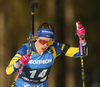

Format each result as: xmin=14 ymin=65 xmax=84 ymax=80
xmin=6 ymin=54 xmax=21 ymax=75
xmin=65 ymin=47 xmax=79 ymax=57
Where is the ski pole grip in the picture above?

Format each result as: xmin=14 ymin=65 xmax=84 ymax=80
xmin=31 ymin=1 xmax=38 ymax=13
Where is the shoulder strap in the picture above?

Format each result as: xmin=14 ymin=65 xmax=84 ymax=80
xmin=28 ymin=42 xmax=32 ymax=56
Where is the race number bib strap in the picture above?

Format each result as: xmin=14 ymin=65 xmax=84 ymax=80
xmin=19 ymin=66 xmax=51 ymax=84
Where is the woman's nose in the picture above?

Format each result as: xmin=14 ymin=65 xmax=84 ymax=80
xmin=44 ymin=43 xmax=48 ymax=47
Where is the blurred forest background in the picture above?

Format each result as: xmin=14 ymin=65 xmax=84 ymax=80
xmin=0 ymin=0 xmax=100 ymax=87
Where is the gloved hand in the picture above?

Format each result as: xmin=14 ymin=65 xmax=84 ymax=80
xmin=77 ymin=24 xmax=86 ymax=37
xmin=19 ymin=54 xmax=30 ymax=65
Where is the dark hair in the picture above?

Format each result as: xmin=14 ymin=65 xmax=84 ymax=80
xmin=38 ymin=22 xmax=55 ymax=31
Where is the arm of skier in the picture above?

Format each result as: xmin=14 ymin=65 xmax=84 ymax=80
xmin=6 ymin=44 xmax=29 ymax=75
xmin=62 ymin=24 xmax=88 ymax=58
xmin=64 ymin=42 xmax=87 ymax=58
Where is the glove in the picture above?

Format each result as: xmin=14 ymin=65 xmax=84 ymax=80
xmin=77 ymin=24 xmax=86 ymax=37
xmin=19 ymin=54 xmax=30 ymax=65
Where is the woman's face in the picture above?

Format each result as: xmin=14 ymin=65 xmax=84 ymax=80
xmin=35 ymin=37 xmax=54 ymax=53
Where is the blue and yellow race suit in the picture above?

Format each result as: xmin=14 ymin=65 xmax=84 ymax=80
xmin=6 ymin=41 xmax=88 ymax=87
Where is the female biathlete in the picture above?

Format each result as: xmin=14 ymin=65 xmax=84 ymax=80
xmin=6 ymin=22 xmax=88 ymax=87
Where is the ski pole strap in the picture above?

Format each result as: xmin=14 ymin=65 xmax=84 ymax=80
xmin=82 ymin=37 xmax=85 ymax=40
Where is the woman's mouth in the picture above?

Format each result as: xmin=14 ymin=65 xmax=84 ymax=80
xmin=42 ymin=48 xmax=46 ymax=51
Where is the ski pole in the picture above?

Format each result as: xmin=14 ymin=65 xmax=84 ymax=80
xmin=11 ymin=2 xmax=38 ymax=87
xmin=76 ymin=21 xmax=85 ymax=87
xmin=11 ymin=65 xmax=23 ymax=87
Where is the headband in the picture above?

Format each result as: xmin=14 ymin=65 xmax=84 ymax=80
xmin=36 ymin=28 xmax=54 ymax=39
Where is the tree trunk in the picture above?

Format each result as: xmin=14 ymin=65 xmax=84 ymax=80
xmin=64 ymin=0 xmax=76 ymax=87
xmin=0 ymin=9 xmax=13 ymax=87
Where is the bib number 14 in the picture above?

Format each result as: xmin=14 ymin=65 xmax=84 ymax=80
xmin=30 ymin=69 xmax=48 ymax=78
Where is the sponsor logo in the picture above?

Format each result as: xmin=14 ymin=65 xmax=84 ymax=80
xmin=28 ymin=59 xmax=52 ymax=64
xmin=42 ymin=30 xmax=54 ymax=34
xmin=22 ymin=83 xmax=30 ymax=87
